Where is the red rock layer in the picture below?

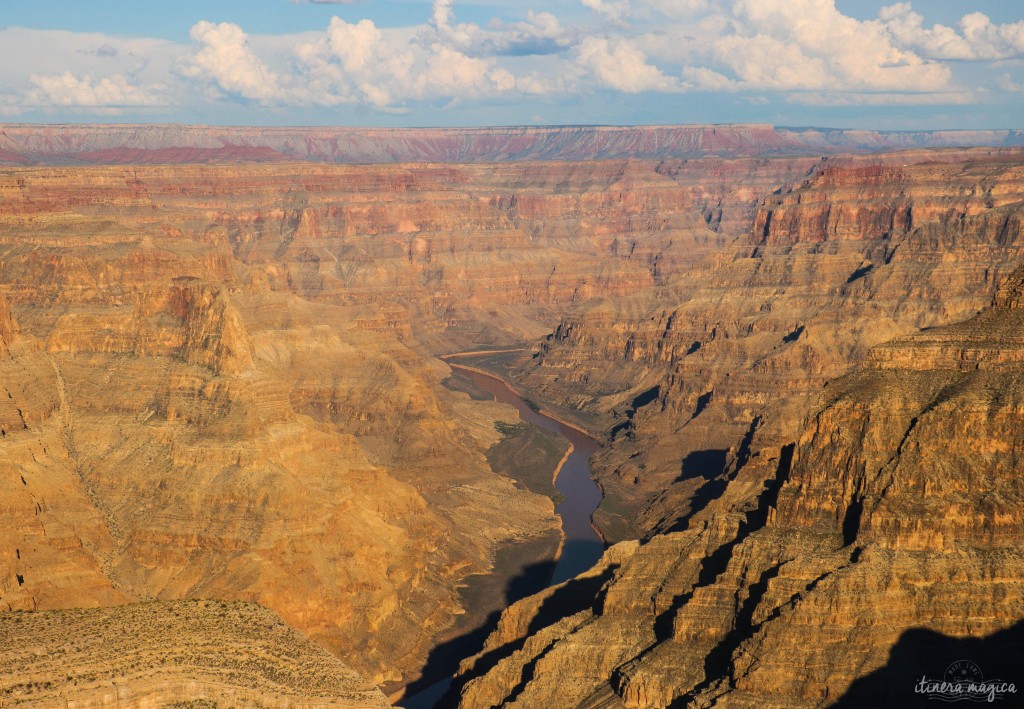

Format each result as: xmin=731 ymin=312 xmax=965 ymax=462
xmin=510 ymin=149 xmax=1024 ymax=540
xmin=454 ymin=167 xmax=1024 ymax=708
xmin=2 ymin=123 xmax=1024 ymax=165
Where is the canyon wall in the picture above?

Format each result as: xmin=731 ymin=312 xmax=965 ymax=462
xmin=0 ymin=156 xmax=813 ymax=697
xmin=7 ymin=144 xmax=1024 ymax=706
xmin=512 ymin=149 xmax=1024 ymax=540
xmin=2 ymin=123 xmax=1024 ymax=165
xmin=455 ymin=263 xmax=1024 ymax=708
xmin=454 ymin=151 xmax=1024 ymax=707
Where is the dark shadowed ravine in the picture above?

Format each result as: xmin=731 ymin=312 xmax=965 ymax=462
xmin=401 ymin=363 xmax=605 ymax=708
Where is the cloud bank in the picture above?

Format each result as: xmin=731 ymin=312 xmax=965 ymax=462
xmin=2 ymin=0 xmax=1022 ymax=122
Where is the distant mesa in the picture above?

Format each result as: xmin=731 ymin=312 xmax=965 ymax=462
xmin=2 ymin=123 xmax=1024 ymax=165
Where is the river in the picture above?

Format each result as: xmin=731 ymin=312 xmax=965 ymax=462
xmin=448 ymin=365 xmax=605 ymax=584
xmin=401 ymin=363 xmax=605 ymax=708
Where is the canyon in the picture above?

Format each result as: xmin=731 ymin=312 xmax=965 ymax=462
xmin=1 ymin=124 xmax=1024 ymax=708
xmin=454 ymin=150 xmax=1024 ymax=706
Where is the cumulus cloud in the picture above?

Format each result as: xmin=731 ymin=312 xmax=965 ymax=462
xmin=26 ymin=72 xmax=166 ymax=106
xmin=181 ymin=21 xmax=284 ymax=103
xmin=881 ymin=4 xmax=1024 ymax=61
xmin=673 ymin=0 xmax=957 ymax=102
xmin=576 ymin=37 xmax=678 ymax=92
xmin=292 ymin=15 xmax=522 ymax=108
xmin=431 ymin=0 xmax=571 ymax=56
xmin=8 ymin=0 xmax=1010 ymax=120
xmin=581 ymin=0 xmax=631 ymax=22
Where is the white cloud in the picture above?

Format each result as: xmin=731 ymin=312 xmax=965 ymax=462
xmin=997 ymin=73 xmax=1023 ymax=93
xmin=882 ymin=4 xmax=1024 ymax=61
xmin=182 ymin=21 xmax=285 ymax=103
xmin=581 ymin=0 xmax=631 ymax=22
xmin=292 ymin=16 xmax=523 ymax=108
xmin=675 ymin=0 xmax=957 ymax=100
xmin=681 ymin=66 xmax=739 ymax=92
xmin=2 ymin=0 xmax=1013 ymax=121
xmin=431 ymin=0 xmax=571 ymax=56
xmin=576 ymin=37 xmax=678 ymax=93
xmin=637 ymin=0 xmax=707 ymax=20
xmin=26 ymin=72 xmax=166 ymax=107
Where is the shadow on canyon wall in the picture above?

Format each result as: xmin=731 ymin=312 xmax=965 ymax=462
xmin=402 ymin=539 xmax=609 ymax=708
xmin=831 ymin=619 xmax=1024 ymax=708
xmin=403 ymin=541 xmax=612 ymax=709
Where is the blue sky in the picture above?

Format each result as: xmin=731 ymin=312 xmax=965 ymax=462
xmin=2 ymin=0 xmax=1023 ymax=129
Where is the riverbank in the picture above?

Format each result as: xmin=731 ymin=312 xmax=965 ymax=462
xmin=400 ymin=361 xmax=606 ymax=707
xmin=444 ymin=361 xmax=602 ymax=442
xmin=447 ymin=365 xmax=605 ymax=583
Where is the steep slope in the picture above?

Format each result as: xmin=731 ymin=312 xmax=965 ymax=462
xmin=2 ymin=123 xmax=1024 ymax=165
xmin=10 ymin=149 xmax=1024 ymax=705
xmin=0 ymin=156 xmax=814 ymax=694
xmin=0 ymin=600 xmax=389 ymax=707
xmin=511 ymin=149 xmax=1024 ymax=540
xmin=0 ymin=165 xmax=564 ymax=691
xmin=453 ymin=243 xmax=1024 ymax=709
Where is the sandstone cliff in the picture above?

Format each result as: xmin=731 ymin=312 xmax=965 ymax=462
xmin=0 ymin=156 xmax=818 ymax=696
xmin=0 ymin=163 xmax=578 ymax=692
xmin=454 ymin=224 xmax=1024 ymax=709
xmin=512 ymin=149 xmax=1024 ymax=540
xmin=8 ymin=148 xmax=1024 ymax=706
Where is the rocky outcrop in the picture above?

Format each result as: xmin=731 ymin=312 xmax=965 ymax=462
xmin=0 ymin=155 xmax=815 ymax=694
xmin=0 ymin=153 xmax=839 ymax=700
xmin=2 ymin=124 xmax=1024 ymax=166
xmin=0 ymin=163 xmax=586 ymax=692
xmin=512 ymin=149 xmax=1024 ymax=540
xmin=0 ymin=600 xmax=389 ymax=707
xmin=9 ymin=147 xmax=1024 ymax=707
xmin=454 ymin=239 xmax=1024 ymax=709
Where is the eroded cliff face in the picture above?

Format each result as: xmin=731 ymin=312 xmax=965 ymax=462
xmin=0 ymin=164 xmax=568 ymax=691
xmin=0 ymin=157 xmax=816 ymax=695
xmin=11 ymin=150 xmax=1024 ymax=707
xmin=453 ymin=153 xmax=1024 ymax=708
xmin=514 ymin=150 xmax=1024 ymax=540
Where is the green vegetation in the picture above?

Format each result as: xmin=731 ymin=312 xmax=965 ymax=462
xmin=494 ymin=420 xmax=529 ymax=437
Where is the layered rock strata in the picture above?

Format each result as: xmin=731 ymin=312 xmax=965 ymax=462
xmin=0 ymin=156 xmax=815 ymax=694
xmin=3 ymin=123 xmax=1024 ymax=166
xmin=512 ymin=149 xmax=1024 ymax=539
xmin=0 ymin=600 xmax=389 ymax=707
xmin=454 ymin=234 xmax=1024 ymax=709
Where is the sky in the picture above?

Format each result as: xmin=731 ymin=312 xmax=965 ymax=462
xmin=2 ymin=0 xmax=1024 ymax=129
